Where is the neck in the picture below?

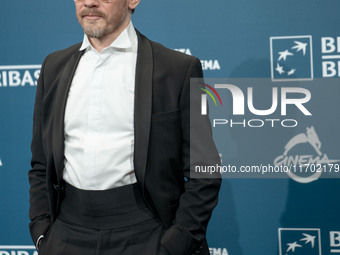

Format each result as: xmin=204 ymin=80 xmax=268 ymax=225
xmin=88 ymin=17 xmax=131 ymax=53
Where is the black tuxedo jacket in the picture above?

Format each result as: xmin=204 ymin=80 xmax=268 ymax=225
xmin=29 ymin=30 xmax=221 ymax=255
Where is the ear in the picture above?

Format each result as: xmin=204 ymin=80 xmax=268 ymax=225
xmin=128 ymin=0 xmax=140 ymax=10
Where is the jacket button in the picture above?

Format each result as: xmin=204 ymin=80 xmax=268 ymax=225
xmin=53 ymin=184 xmax=59 ymax=190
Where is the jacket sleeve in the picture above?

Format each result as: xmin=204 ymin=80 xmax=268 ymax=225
xmin=160 ymin=57 xmax=222 ymax=255
xmin=28 ymin=56 xmax=51 ymax=247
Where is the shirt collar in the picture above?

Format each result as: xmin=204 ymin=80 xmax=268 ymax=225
xmin=79 ymin=21 xmax=137 ymax=52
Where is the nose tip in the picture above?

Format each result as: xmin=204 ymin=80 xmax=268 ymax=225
xmin=82 ymin=0 xmax=99 ymax=7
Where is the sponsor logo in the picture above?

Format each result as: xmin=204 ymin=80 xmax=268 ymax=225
xmin=274 ymin=126 xmax=340 ymax=183
xmin=280 ymin=229 xmax=340 ymax=254
xmin=279 ymin=228 xmax=322 ymax=255
xmin=270 ymin=36 xmax=313 ymax=82
xmin=0 ymin=65 xmax=41 ymax=88
xmin=0 ymin=246 xmax=37 ymax=255
xmin=209 ymin=247 xmax=229 ymax=255
xmin=174 ymin=48 xmax=221 ymax=71
xmin=321 ymin=36 xmax=340 ymax=77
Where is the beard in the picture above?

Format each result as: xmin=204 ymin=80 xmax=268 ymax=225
xmin=78 ymin=8 xmax=127 ymax=39
xmin=82 ymin=23 xmax=106 ymax=38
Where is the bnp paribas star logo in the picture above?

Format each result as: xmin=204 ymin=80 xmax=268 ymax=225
xmin=270 ymin=35 xmax=314 ymax=82
xmin=279 ymin=228 xmax=322 ymax=255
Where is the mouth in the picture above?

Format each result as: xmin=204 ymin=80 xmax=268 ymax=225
xmin=83 ymin=14 xmax=102 ymax=20
xmin=81 ymin=10 xmax=104 ymax=20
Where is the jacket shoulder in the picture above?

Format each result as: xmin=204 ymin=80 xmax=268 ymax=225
xmin=46 ymin=43 xmax=82 ymax=60
xmin=137 ymin=31 xmax=201 ymax=67
xmin=42 ymin=43 xmax=82 ymax=72
xmin=150 ymin=39 xmax=200 ymax=66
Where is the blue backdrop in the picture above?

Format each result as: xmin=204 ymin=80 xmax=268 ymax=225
xmin=1 ymin=1 xmax=340 ymax=254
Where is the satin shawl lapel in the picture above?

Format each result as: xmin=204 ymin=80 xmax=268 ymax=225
xmin=134 ymin=31 xmax=153 ymax=194
xmin=53 ymin=49 xmax=84 ymax=180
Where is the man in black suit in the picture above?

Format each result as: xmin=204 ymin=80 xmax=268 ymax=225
xmin=28 ymin=0 xmax=221 ymax=254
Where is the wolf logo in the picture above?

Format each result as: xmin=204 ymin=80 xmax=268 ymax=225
xmin=274 ymin=126 xmax=340 ymax=183
xmin=283 ymin=126 xmax=322 ymax=156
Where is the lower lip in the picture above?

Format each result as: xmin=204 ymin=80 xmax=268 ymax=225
xmin=84 ymin=15 xmax=101 ymax=20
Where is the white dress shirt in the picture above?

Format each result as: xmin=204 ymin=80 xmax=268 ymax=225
xmin=63 ymin=22 xmax=138 ymax=190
